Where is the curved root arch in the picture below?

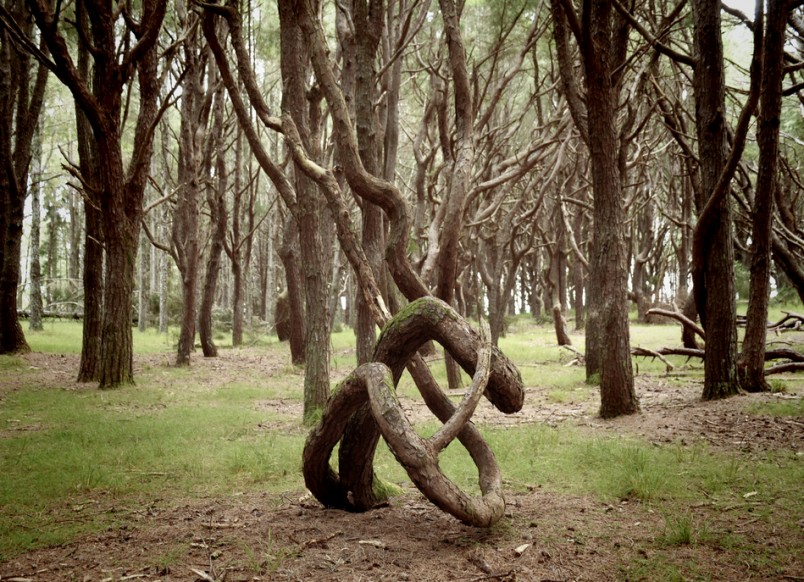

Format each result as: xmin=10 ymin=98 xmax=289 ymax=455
xmin=302 ymin=297 xmax=525 ymax=527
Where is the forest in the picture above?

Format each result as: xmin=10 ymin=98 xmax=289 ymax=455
xmin=0 ymin=0 xmax=803 ymax=579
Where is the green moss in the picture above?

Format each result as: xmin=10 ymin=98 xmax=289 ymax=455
xmin=372 ymin=476 xmax=404 ymax=501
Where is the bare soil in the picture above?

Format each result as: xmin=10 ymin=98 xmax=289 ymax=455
xmin=1 ymin=351 xmax=802 ymax=581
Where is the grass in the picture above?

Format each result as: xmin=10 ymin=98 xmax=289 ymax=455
xmin=1 ymin=315 xmax=803 ymax=570
xmin=746 ymin=398 xmax=804 ymax=417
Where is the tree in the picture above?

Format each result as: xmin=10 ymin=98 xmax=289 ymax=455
xmin=171 ymin=4 xmax=211 ymax=366
xmin=27 ymin=0 xmax=166 ymax=387
xmin=28 ymin=123 xmax=44 ymax=331
xmin=550 ymin=0 xmax=639 ymax=417
xmin=738 ymin=0 xmax=791 ymax=391
xmin=73 ymin=1 xmax=103 ymax=381
xmin=689 ymin=0 xmax=766 ymax=400
xmin=0 ymin=0 xmax=48 ymax=354
xmin=199 ymin=80 xmax=229 ymax=358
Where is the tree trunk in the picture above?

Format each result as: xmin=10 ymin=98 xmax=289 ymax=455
xmin=691 ymin=0 xmax=741 ymax=400
xmin=200 ymin=84 xmax=228 ymax=358
xmin=278 ymin=216 xmax=307 ymax=364
xmin=32 ymin=0 xmax=166 ymax=387
xmin=584 ymin=0 xmax=638 ymax=417
xmin=280 ymin=0 xmax=332 ymax=421
xmin=137 ymin=229 xmax=149 ymax=333
xmin=0 ymin=0 xmax=47 ymax=354
xmin=28 ymin=125 xmax=44 ymax=332
xmin=99 ymin=216 xmax=137 ymax=387
xmin=76 ymin=111 xmax=104 ymax=382
xmin=352 ymin=0 xmax=386 ymax=365
xmin=572 ymin=212 xmax=585 ymax=329
xmin=738 ymin=0 xmax=788 ymax=393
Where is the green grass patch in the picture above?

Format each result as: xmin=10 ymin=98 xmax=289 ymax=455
xmin=0 ymin=369 xmax=306 ymax=558
xmin=0 ymin=355 xmax=26 ymax=373
xmin=745 ymin=398 xmax=804 ymax=417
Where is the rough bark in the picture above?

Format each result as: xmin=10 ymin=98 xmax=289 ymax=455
xmin=74 ymin=0 xmax=103 ymax=382
xmin=0 ymin=0 xmax=47 ymax=354
xmin=29 ymin=0 xmax=166 ymax=387
xmin=199 ymin=85 xmax=228 ymax=358
xmin=173 ymin=11 xmax=209 ymax=366
xmin=738 ymin=0 xmax=788 ymax=393
xmin=691 ymin=0 xmax=743 ymax=400
xmin=279 ymin=0 xmax=332 ymax=421
xmin=278 ymin=217 xmax=306 ymax=364
xmin=28 ymin=124 xmax=43 ymax=332
xmin=582 ymin=0 xmax=638 ymax=417
xmin=352 ymin=0 xmax=386 ymax=366
xmin=303 ymin=298 xmax=523 ymax=526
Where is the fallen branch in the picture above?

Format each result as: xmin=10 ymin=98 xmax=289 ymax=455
xmin=765 ymin=362 xmax=804 ymax=375
xmin=560 ymin=344 xmax=585 ymax=364
xmin=738 ymin=311 xmax=804 ymax=333
xmin=646 ymin=308 xmax=705 ymax=340
xmin=630 ymin=347 xmax=675 ymax=372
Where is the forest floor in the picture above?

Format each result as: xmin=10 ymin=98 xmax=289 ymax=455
xmin=1 ymin=345 xmax=803 ymax=582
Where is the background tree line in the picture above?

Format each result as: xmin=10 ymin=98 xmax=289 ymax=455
xmin=1 ymin=0 xmax=802 ymax=420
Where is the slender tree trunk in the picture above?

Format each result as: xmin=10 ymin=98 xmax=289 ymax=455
xmin=158 ymin=222 xmax=169 ymax=335
xmin=76 ymin=108 xmax=104 ymax=382
xmin=137 ymin=230 xmax=149 ymax=332
xmin=28 ymin=125 xmax=44 ymax=331
xmin=74 ymin=16 xmax=103 ymax=381
xmin=278 ymin=216 xmax=306 ymax=364
xmin=353 ymin=0 xmax=385 ymax=365
xmin=738 ymin=0 xmax=788 ymax=392
xmin=572 ymin=213 xmax=585 ymax=329
xmin=280 ymin=0 xmax=331 ymax=421
xmin=200 ymin=85 xmax=227 ymax=358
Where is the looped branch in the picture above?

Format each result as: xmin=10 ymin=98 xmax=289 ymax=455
xmin=302 ymin=298 xmax=523 ymax=527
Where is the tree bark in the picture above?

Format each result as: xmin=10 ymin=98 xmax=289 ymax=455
xmin=582 ymin=0 xmax=638 ymax=417
xmin=28 ymin=124 xmax=43 ymax=332
xmin=352 ymin=0 xmax=386 ymax=365
xmin=738 ymin=0 xmax=788 ymax=392
xmin=691 ymin=0 xmax=741 ymax=400
xmin=0 ymin=0 xmax=47 ymax=354
xmin=29 ymin=0 xmax=166 ymax=387
xmin=74 ymin=0 xmax=103 ymax=382
xmin=199 ymin=85 xmax=228 ymax=358
xmin=172 ymin=10 xmax=209 ymax=365
xmin=280 ymin=0 xmax=332 ymax=420
xmin=278 ymin=217 xmax=307 ymax=364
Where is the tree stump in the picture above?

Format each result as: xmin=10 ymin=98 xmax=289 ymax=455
xmin=302 ymin=297 xmax=525 ymax=527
